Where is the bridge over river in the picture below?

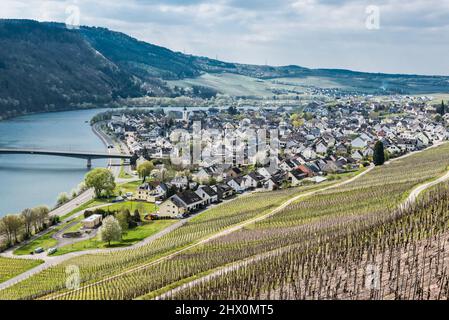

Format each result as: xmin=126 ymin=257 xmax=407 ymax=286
xmin=0 ymin=148 xmax=133 ymax=168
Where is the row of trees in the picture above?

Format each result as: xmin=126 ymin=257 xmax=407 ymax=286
xmin=0 ymin=206 xmax=51 ymax=248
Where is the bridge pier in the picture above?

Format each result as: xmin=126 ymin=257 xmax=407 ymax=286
xmin=87 ymin=158 xmax=92 ymax=169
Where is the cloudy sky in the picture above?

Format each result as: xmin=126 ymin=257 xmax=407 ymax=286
xmin=1 ymin=0 xmax=448 ymax=75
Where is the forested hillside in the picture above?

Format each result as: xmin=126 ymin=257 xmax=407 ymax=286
xmin=1 ymin=19 xmax=448 ymax=119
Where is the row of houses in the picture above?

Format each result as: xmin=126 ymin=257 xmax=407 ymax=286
xmin=109 ymin=96 xmax=448 ymax=174
xmin=145 ymin=161 xmax=328 ymax=218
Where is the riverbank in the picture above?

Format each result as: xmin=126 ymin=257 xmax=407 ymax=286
xmin=0 ymin=109 xmax=111 ymax=215
xmin=0 ymin=103 xmax=122 ymax=122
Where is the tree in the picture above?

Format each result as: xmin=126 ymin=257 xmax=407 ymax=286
xmin=137 ymin=161 xmax=154 ymax=183
xmin=141 ymin=147 xmax=150 ymax=160
xmin=227 ymin=106 xmax=239 ymax=116
xmin=57 ymin=192 xmax=70 ymax=206
xmin=21 ymin=208 xmax=34 ymax=239
xmin=32 ymin=206 xmax=49 ymax=232
xmin=50 ymin=216 xmax=60 ymax=226
xmin=85 ymin=168 xmax=116 ymax=198
xmin=373 ymin=141 xmax=385 ymax=166
xmin=130 ymin=153 xmax=139 ymax=168
xmin=0 ymin=215 xmax=23 ymax=245
xmin=132 ymin=210 xmax=142 ymax=224
xmin=99 ymin=216 xmax=122 ymax=246
xmin=116 ymin=209 xmax=132 ymax=231
xmin=290 ymin=113 xmax=304 ymax=128
xmin=436 ymin=100 xmax=446 ymax=116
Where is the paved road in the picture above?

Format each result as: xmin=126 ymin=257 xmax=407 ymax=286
xmin=50 ymin=189 xmax=95 ymax=218
xmin=92 ymin=122 xmax=136 ymax=183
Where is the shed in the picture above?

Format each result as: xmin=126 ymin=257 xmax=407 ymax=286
xmin=82 ymin=214 xmax=103 ymax=229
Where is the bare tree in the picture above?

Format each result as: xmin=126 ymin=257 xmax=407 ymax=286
xmin=0 ymin=215 xmax=23 ymax=245
xmin=21 ymin=208 xmax=34 ymax=239
xmin=33 ymin=206 xmax=50 ymax=232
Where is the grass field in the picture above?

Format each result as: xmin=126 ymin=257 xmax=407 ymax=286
xmin=0 ymin=258 xmax=43 ymax=284
xmin=54 ymin=219 xmax=176 ymax=256
xmin=169 ymin=73 xmax=275 ymax=97
xmin=54 ymin=201 xmax=161 ymax=255
xmin=118 ymin=160 xmax=133 ymax=179
xmin=14 ymin=199 xmax=110 ymax=256
xmin=116 ymin=181 xmax=142 ymax=195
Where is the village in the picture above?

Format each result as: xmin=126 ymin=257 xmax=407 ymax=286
xmin=100 ymin=95 xmax=449 ymax=219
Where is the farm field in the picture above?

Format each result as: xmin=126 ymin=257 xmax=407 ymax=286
xmin=169 ymin=183 xmax=449 ymax=300
xmin=136 ymin=142 xmax=449 ymax=300
xmin=0 ymin=180 xmax=341 ymax=300
xmin=168 ymin=73 xmax=275 ymax=97
xmin=159 ymin=144 xmax=449 ymax=300
xmin=2 ymin=143 xmax=449 ymax=300
xmin=0 ymin=258 xmax=43 ymax=284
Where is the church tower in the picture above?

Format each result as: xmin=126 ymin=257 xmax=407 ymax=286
xmin=183 ymin=107 xmax=189 ymax=122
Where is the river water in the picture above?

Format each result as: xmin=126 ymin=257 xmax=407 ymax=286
xmin=0 ymin=109 xmax=110 ymax=216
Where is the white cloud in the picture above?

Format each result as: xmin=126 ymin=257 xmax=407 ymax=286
xmin=0 ymin=0 xmax=448 ymax=75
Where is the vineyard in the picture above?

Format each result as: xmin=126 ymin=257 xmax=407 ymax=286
xmin=0 ymin=182 xmax=329 ymax=300
xmin=167 ymin=183 xmax=449 ymax=300
xmin=0 ymin=258 xmax=43 ymax=284
xmin=1 ymin=143 xmax=449 ymax=300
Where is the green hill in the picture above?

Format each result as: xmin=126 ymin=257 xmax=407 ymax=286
xmin=0 ymin=19 xmax=448 ymax=118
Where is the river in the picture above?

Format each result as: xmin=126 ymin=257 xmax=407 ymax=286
xmin=0 ymin=109 xmax=110 ymax=216
xmin=0 ymin=105 xmax=264 ymax=216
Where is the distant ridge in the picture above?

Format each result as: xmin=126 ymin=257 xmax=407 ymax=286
xmin=0 ymin=19 xmax=448 ymax=118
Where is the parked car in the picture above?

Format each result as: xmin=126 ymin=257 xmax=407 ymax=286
xmin=112 ymin=196 xmax=124 ymax=203
xmin=47 ymin=247 xmax=58 ymax=255
xmin=34 ymin=247 xmax=44 ymax=254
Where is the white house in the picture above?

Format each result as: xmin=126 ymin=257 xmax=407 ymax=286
xmin=315 ymin=142 xmax=327 ymax=154
xmin=227 ymin=177 xmax=247 ymax=192
xmin=288 ymin=169 xmax=307 ymax=186
xmin=351 ymin=150 xmax=364 ymax=161
xmin=195 ymin=186 xmax=219 ymax=205
xmin=243 ymin=172 xmax=265 ymax=189
xmin=351 ymin=137 xmax=367 ymax=149
xmin=158 ymin=190 xmax=204 ymax=218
